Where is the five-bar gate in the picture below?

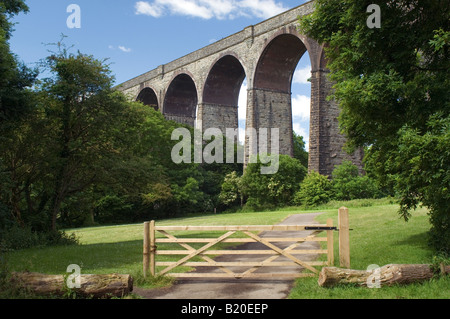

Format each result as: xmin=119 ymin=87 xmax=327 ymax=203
xmin=142 ymin=215 xmax=345 ymax=279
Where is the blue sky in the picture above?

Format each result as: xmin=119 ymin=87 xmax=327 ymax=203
xmin=10 ymin=0 xmax=312 ymax=149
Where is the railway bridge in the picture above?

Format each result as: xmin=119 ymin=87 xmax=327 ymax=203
xmin=118 ymin=1 xmax=363 ymax=175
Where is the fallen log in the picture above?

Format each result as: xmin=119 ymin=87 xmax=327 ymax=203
xmin=318 ymin=264 xmax=449 ymax=288
xmin=11 ymin=272 xmax=133 ymax=298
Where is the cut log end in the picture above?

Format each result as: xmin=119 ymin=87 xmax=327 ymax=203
xmin=11 ymin=272 xmax=133 ymax=298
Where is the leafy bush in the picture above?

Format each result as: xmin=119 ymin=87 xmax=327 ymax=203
xmin=293 ymin=171 xmax=333 ymax=207
xmin=240 ymin=155 xmax=307 ymax=209
xmin=219 ymin=171 xmax=243 ymax=208
xmin=0 ymin=226 xmax=79 ymax=251
xmin=332 ymin=161 xmax=381 ymax=200
xmin=94 ymin=194 xmax=134 ymax=225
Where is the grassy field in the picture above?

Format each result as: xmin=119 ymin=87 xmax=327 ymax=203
xmin=4 ymin=200 xmax=449 ymax=299
xmin=288 ymin=204 xmax=449 ymax=299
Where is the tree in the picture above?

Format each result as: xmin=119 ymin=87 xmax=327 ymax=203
xmin=2 ymin=42 xmax=165 ymax=232
xmin=293 ymin=132 xmax=309 ymax=168
xmin=331 ymin=161 xmax=380 ymax=201
xmin=299 ymin=0 xmax=449 ymax=253
xmin=293 ymin=171 xmax=332 ymax=207
xmin=0 ymin=0 xmax=36 ymax=126
xmin=0 ymin=0 xmax=38 ymax=230
xmin=240 ymin=155 xmax=307 ymax=209
xmin=219 ymin=171 xmax=243 ymax=208
xmin=37 ymin=46 xmax=145 ymax=230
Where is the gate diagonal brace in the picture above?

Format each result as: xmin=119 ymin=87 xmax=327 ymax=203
xmin=158 ymin=229 xmax=236 ymax=276
xmin=243 ymin=231 xmax=319 ymax=274
xmin=159 ymin=231 xmax=236 ymax=276
xmin=237 ymin=241 xmax=301 ymax=279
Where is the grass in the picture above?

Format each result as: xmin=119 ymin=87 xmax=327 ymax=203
xmin=3 ymin=201 xmax=449 ymax=299
xmin=288 ymin=204 xmax=449 ymax=299
xmin=4 ymin=210 xmax=297 ymax=289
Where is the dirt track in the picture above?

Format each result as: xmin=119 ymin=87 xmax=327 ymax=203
xmin=134 ymin=213 xmax=324 ymax=299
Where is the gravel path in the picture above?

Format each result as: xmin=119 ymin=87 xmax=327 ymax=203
xmin=134 ymin=213 xmax=324 ymax=300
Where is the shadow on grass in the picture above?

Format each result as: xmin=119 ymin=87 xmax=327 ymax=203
xmin=394 ymin=232 xmax=429 ymax=249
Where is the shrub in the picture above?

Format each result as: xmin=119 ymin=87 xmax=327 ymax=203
xmin=0 ymin=226 xmax=79 ymax=251
xmin=240 ymin=155 xmax=307 ymax=209
xmin=219 ymin=171 xmax=243 ymax=208
xmin=332 ymin=161 xmax=381 ymax=200
xmin=293 ymin=171 xmax=333 ymax=207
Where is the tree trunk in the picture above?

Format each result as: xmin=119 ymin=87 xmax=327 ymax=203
xmin=11 ymin=272 xmax=133 ymax=298
xmin=318 ymin=264 xmax=449 ymax=288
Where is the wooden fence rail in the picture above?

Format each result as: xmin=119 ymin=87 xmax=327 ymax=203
xmin=143 ymin=218 xmax=342 ymax=279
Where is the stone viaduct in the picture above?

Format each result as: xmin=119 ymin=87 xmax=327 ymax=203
xmin=117 ymin=0 xmax=363 ymax=176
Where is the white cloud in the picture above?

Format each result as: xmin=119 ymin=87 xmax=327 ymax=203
xmin=134 ymin=0 xmax=289 ymax=20
xmin=118 ymin=46 xmax=132 ymax=53
xmin=238 ymin=80 xmax=247 ymax=122
xmin=293 ymin=66 xmax=311 ymax=85
xmin=109 ymin=45 xmax=132 ymax=53
xmin=237 ymin=0 xmax=287 ymax=19
xmin=292 ymin=94 xmax=310 ymax=120
xmin=238 ymin=127 xmax=246 ymax=145
xmin=135 ymin=1 xmax=164 ymax=17
xmin=292 ymin=94 xmax=310 ymax=151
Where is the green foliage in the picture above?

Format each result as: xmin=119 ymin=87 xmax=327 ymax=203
xmin=94 ymin=195 xmax=134 ymax=225
xmin=393 ymin=115 xmax=450 ymax=254
xmin=293 ymin=171 xmax=332 ymax=207
xmin=240 ymin=155 xmax=307 ymax=209
xmin=0 ymin=0 xmax=37 ymax=130
xmin=0 ymin=36 xmax=235 ymax=244
xmin=299 ymin=0 xmax=450 ymax=253
xmin=293 ymin=132 xmax=309 ymax=168
xmin=171 ymin=177 xmax=211 ymax=214
xmin=219 ymin=171 xmax=243 ymax=208
xmin=0 ymin=226 xmax=79 ymax=251
xmin=332 ymin=161 xmax=380 ymax=201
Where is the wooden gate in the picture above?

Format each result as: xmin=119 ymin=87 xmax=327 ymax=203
xmin=142 ymin=219 xmax=337 ymax=279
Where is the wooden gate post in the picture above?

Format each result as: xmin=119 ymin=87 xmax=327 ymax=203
xmin=326 ymin=218 xmax=334 ymax=266
xmin=143 ymin=221 xmax=156 ymax=277
xmin=338 ymin=207 xmax=351 ymax=268
xmin=143 ymin=222 xmax=150 ymax=277
xmin=150 ymin=220 xmax=156 ymax=277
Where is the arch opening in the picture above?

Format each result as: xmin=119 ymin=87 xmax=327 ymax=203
xmin=164 ymin=74 xmax=198 ymax=127
xmin=137 ymin=87 xmax=159 ymax=111
xmin=203 ymin=55 xmax=246 ymax=106
xmin=254 ymin=34 xmax=307 ymax=93
xmin=201 ymin=55 xmax=246 ymax=143
xmin=249 ymin=33 xmax=310 ymax=166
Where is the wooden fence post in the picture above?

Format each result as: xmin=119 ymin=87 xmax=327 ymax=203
xmin=143 ymin=222 xmax=150 ymax=278
xmin=338 ymin=207 xmax=350 ymax=268
xmin=326 ymin=218 xmax=334 ymax=266
xmin=150 ymin=220 xmax=156 ymax=277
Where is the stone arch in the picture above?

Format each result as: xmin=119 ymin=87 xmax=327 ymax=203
xmin=254 ymin=31 xmax=308 ymax=93
xmin=136 ymin=87 xmax=159 ymax=111
xmin=199 ymin=54 xmax=247 ymax=134
xmin=203 ymin=54 xmax=246 ymax=106
xmin=163 ymin=73 xmax=198 ymax=127
xmin=247 ymin=31 xmax=310 ymax=161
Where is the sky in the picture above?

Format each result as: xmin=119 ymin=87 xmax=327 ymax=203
xmin=9 ymin=0 xmax=312 ymax=149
